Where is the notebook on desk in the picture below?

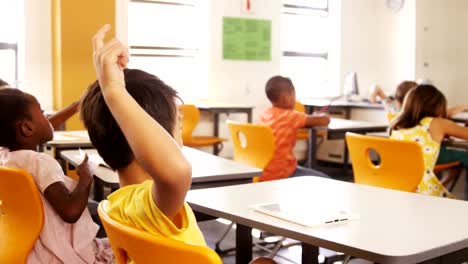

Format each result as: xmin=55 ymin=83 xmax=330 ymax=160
xmin=249 ymin=202 xmax=359 ymax=228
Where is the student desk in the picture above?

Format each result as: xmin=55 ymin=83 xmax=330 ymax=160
xmin=300 ymin=98 xmax=384 ymax=119
xmin=42 ymin=130 xmax=93 ymax=155
xmin=193 ymin=102 xmax=254 ymax=136
xmin=187 ymin=176 xmax=468 ymax=264
xmin=60 ymin=147 xmax=262 ymax=201
xmin=307 ymin=118 xmax=388 ymax=169
xmin=451 ymin=112 xmax=468 ymax=125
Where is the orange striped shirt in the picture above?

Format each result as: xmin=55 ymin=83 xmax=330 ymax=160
xmin=259 ymin=107 xmax=307 ymax=181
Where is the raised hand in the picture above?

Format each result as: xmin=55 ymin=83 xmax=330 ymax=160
xmin=92 ymin=24 xmax=129 ymax=95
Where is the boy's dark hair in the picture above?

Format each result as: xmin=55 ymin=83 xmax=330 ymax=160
xmin=0 ymin=78 xmax=9 ymax=87
xmin=265 ymin=75 xmax=294 ymax=103
xmin=81 ymin=69 xmax=179 ymax=170
xmin=391 ymin=84 xmax=447 ymax=131
xmin=0 ymin=89 xmax=33 ymax=149
xmin=394 ymin=80 xmax=417 ymax=104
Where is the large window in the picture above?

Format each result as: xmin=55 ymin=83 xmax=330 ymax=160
xmin=127 ymin=0 xmax=208 ymax=101
xmin=280 ymin=0 xmax=330 ymax=98
xmin=0 ymin=0 xmax=22 ymax=86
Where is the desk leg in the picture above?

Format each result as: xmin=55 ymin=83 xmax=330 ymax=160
xmin=214 ymin=113 xmax=220 ymax=155
xmin=301 ymin=242 xmax=319 ymax=264
xmin=344 ymin=108 xmax=351 ymax=119
xmin=236 ymin=224 xmax=252 ymax=264
xmin=343 ymin=142 xmax=349 ymax=171
xmin=307 ymin=129 xmax=318 ymax=168
xmin=247 ymin=109 xmax=252 ymax=123
xmin=94 ymin=177 xmax=104 ymax=201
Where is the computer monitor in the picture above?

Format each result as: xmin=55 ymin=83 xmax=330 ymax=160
xmin=344 ymin=72 xmax=359 ymax=96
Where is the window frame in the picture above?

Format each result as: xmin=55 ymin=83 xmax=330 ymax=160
xmin=128 ymin=0 xmax=199 ymax=58
xmin=281 ymin=0 xmax=329 ymax=60
xmin=0 ymin=42 xmax=18 ymax=82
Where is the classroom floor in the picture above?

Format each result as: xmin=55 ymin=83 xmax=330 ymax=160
xmin=198 ymin=219 xmax=374 ymax=264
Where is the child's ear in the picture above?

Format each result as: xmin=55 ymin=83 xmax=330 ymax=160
xmin=18 ymin=120 xmax=35 ymax=137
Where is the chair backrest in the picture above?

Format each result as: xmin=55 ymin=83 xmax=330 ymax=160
xmin=98 ymin=201 xmax=222 ymax=264
xmin=180 ymin=104 xmax=200 ymax=143
xmin=227 ymin=121 xmax=275 ymax=169
xmin=387 ymin=112 xmax=397 ymax=123
xmin=345 ymin=132 xmax=424 ymax=192
xmin=294 ymin=101 xmax=305 ymax=113
xmin=0 ymin=166 xmax=44 ymax=263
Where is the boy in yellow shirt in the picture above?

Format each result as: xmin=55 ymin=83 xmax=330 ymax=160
xmin=81 ymin=23 xmax=205 ymax=247
xmin=81 ymin=25 xmax=275 ymax=263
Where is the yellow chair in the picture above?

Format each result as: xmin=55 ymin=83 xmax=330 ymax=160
xmin=227 ymin=121 xmax=275 ymax=172
xmin=97 ymin=200 xmax=222 ymax=264
xmin=346 ymin=132 xmax=424 ymax=192
xmin=0 ymin=166 xmax=44 ymax=263
xmin=226 ymin=121 xmax=298 ymax=257
xmin=295 ymin=101 xmax=310 ymax=140
xmin=180 ymin=104 xmax=226 ymax=154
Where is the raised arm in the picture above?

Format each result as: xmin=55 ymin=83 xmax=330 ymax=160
xmin=92 ymin=25 xmax=191 ymax=219
xmin=369 ymin=84 xmax=388 ymax=103
xmin=48 ymin=101 xmax=80 ymax=130
xmin=48 ymin=84 xmax=93 ymax=129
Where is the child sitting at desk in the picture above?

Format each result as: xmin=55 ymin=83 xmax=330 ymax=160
xmin=0 ymin=88 xmax=114 ymax=263
xmin=372 ymin=80 xmax=468 ymax=193
xmin=0 ymin=77 xmax=86 ymax=130
xmin=390 ymin=84 xmax=468 ymax=198
xmin=81 ymin=24 xmax=275 ymax=264
xmin=259 ymin=75 xmax=330 ymax=181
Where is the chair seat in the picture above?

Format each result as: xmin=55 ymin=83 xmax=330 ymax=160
xmin=184 ymin=136 xmax=226 ymax=147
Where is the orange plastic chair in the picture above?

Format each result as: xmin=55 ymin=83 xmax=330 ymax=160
xmin=0 ymin=166 xmax=44 ymax=263
xmin=97 ymin=200 xmax=222 ymax=264
xmin=180 ymin=104 xmax=226 ymax=153
xmin=346 ymin=132 xmax=424 ymax=192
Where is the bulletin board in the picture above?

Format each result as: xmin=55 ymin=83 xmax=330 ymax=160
xmin=223 ymin=17 xmax=271 ymax=61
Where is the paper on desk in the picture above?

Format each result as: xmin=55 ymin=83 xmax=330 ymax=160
xmin=250 ymin=202 xmax=359 ymax=228
xmin=75 ymin=151 xmax=110 ymax=169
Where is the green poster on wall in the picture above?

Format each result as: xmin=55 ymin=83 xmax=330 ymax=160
xmin=223 ymin=17 xmax=271 ymax=61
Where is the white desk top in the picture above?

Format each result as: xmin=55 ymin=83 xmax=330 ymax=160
xmin=187 ymin=100 xmax=253 ymax=110
xmin=452 ymin=112 xmax=468 ymax=122
xmin=187 ymin=177 xmax=468 ymax=264
xmin=46 ymin=130 xmax=93 ymax=148
xmin=300 ymin=98 xmax=385 ymax=109
xmin=327 ymin=118 xmax=388 ymax=131
xmin=60 ymin=148 xmax=262 ymax=185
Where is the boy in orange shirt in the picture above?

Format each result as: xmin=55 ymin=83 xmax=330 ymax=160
xmin=259 ymin=76 xmax=330 ymax=181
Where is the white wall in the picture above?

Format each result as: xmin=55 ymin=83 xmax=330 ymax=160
xmin=207 ymin=0 xmax=281 ymax=119
xmin=415 ymin=0 xmax=468 ymax=106
xmin=22 ymin=0 xmax=53 ymax=110
xmin=202 ymin=0 xmax=281 ymax=156
xmin=340 ymin=0 xmax=416 ymax=97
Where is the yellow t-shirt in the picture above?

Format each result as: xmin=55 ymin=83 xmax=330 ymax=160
xmin=107 ymin=180 xmax=206 ymax=247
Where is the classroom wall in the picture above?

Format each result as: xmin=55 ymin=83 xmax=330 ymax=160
xmin=340 ymin=0 xmax=416 ymax=97
xmin=23 ymin=0 xmax=53 ymax=110
xmin=415 ymin=0 xmax=468 ymax=107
